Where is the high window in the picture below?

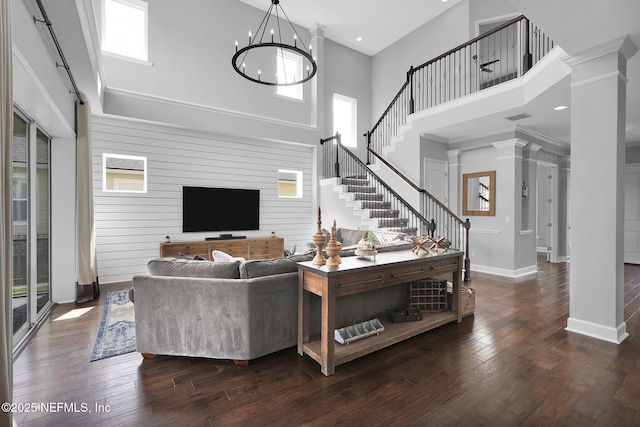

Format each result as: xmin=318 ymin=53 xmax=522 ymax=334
xmin=276 ymin=50 xmax=303 ymax=100
xmin=333 ymin=94 xmax=357 ymax=148
xmin=102 ymin=0 xmax=149 ymax=62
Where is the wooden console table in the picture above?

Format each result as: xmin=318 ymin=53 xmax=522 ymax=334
xmin=297 ymin=249 xmax=463 ymax=376
xmin=160 ymin=237 xmax=284 ymax=260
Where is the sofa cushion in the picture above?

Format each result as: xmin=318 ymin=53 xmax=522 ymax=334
xmin=286 ymin=252 xmax=314 ymax=263
xmin=240 ymin=257 xmax=298 ymax=279
xmin=337 ymin=228 xmax=363 ymax=247
xmin=148 ymin=257 xmax=241 ymax=279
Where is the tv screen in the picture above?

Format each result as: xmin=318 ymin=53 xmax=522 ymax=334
xmin=182 ymin=186 xmax=260 ymax=233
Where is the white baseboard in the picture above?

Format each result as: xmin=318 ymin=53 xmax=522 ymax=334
xmin=470 ymin=264 xmax=537 ymax=278
xmin=565 ymin=317 xmax=629 ymax=344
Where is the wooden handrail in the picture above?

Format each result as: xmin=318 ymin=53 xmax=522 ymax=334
xmin=414 ymin=15 xmax=525 ymax=71
xmin=336 ymin=141 xmax=431 ymax=227
xmin=322 ymin=136 xmax=472 ymax=282
xmin=370 ymin=80 xmax=410 ymax=135
xmin=367 ymin=148 xmax=465 ymax=225
xmin=370 ymin=15 xmax=526 ymax=137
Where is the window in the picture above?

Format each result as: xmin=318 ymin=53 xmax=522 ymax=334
xmin=103 ymin=153 xmax=147 ymax=193
xmin=276 ymin=50 xmax=303 ymax=100
xmin=278 ymin=169 xmax=303 ymax=198
xmin=102 ymin=0 xmax=148 ymax=62
xmin=333 ymin=94 xmax=357 ymax=148
xmin=12 ymin=175 xmax=28 ymax=225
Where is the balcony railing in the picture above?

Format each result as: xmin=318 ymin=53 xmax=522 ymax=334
xmin=366 ymin=15 xmax=554 ymax=162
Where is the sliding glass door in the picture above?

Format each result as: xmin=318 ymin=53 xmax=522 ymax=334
xmin=36 ymin=128 xmax=51 ymax=316
xmin=12 ymin=110 xmax=52 ymax=348
xmin=12 ymin=113 xmax=29 ymax=340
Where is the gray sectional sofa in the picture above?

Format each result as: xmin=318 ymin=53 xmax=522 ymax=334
xmin=131 ymin=228 xmax=414 ymax=363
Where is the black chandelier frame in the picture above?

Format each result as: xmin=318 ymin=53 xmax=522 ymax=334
xmin=231 ymin=0 xmax=317 ymax=86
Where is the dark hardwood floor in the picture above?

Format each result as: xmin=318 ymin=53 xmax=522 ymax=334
xmin=12 ymin=255 xmax=640 ymax=426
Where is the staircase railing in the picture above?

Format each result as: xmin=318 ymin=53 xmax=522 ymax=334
xmin=321 ymin=134 xmax=471 ymax=281
xmin=366 ymin=15 xmax=554 ymax=162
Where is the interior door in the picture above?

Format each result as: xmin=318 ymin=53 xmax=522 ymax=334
xmin=424 ymin=159 xmax=447 ymax=204
xmin=624 ymin=164 xmax=640 ymax=264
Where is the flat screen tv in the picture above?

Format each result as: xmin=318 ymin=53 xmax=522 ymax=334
xmin=182 ymin=186 xmax=260 ymax=233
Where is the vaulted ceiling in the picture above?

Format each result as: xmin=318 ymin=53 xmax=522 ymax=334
xmin=24 ymin=0 xmax=640 ymax=144
xmin=236 ymin=0 xmax=463 ymax=56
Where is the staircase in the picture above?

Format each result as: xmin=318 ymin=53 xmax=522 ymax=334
xmin=318 ymin=16 xmax=556 ymax=281
xmin=338 ymin=176 xmax=416 ymax=234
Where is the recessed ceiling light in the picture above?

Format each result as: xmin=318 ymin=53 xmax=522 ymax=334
xmin=356 ymin=37 xmax=363 ymax=42
xmin=442 ymin=0 xmax=449 ymax=2
xmin=554 ymin=105 xmax=568 ymax=111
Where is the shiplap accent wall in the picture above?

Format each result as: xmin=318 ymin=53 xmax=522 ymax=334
xmin=91 ymin=115 xmax=315 ymax=284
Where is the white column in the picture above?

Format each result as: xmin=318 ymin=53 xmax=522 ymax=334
xmin=564 ymin=36 xmax=638 ymax=344
xmin=492 ymin=139 xmax=527 ymax=272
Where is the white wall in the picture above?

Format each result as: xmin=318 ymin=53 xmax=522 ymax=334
xmin=468 ymin=0 xmax=520 ymax=37
xmin=99 ymin=0 xmax=313 ymax=125
xmin=13 ymin=0 xmax=78 ymax=303
xmin=371 ymin=1 xmax=470 ymax=121
xmin=323 ymin=39 xmax=372 ymax=160
xmin=91 ymin=115 xmax=315 ymax=283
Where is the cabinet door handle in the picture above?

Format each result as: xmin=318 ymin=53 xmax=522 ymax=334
xmin=429 ymin=264 xmax=456 ymax=271
xmin=390 ymin=268 xmax=426 ymax=278
xmin=339 ymin=276 xmax=385 ymax=288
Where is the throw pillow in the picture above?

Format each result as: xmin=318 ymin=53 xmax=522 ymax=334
xmin=212 ymin=249 xmax=245 ymax=263
xmin=212 ymin=250 xmax=232 ymax=262
xmin=371 ymin=229 xmax=406 ymax=245
xmin=337 ymin=228 xmax=362 ymax=247
xmin=179 ymin=252 xmax=206 ymax=260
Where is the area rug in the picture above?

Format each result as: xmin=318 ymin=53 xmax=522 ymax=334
xmin=90 ymin=288 xmax=136 ymax=361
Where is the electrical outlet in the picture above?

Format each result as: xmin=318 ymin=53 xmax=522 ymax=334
xmin=506 ymin=216 xmax=511 ymax=223
xmin=471 ymin=251 xmax=476 ymax=257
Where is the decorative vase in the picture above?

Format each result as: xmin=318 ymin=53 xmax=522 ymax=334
xmin=312 ymin=207 xmax=327 ymax=265
xmin=326 ymin=220 xmax=342 ymax=267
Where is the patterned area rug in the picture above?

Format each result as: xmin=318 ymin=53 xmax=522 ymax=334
xmin=90 ymin=288 xmax=136 ymax=361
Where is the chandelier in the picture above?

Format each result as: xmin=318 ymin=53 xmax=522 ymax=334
xmin=232 ymin=0 xmax=317 ymax=86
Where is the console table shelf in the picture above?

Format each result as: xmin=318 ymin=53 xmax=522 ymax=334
xmin=297 ymin=249 xmax=463 ymax=376
xmin=302 ymin=311 xmax=456 ymax=368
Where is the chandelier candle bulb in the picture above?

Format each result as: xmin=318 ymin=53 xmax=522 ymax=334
xmin=231 ymin=0 xmax=317 ymax=86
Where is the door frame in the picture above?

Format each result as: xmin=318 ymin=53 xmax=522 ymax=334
xmin=537 ymin=161 xmax=559 ymax=263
